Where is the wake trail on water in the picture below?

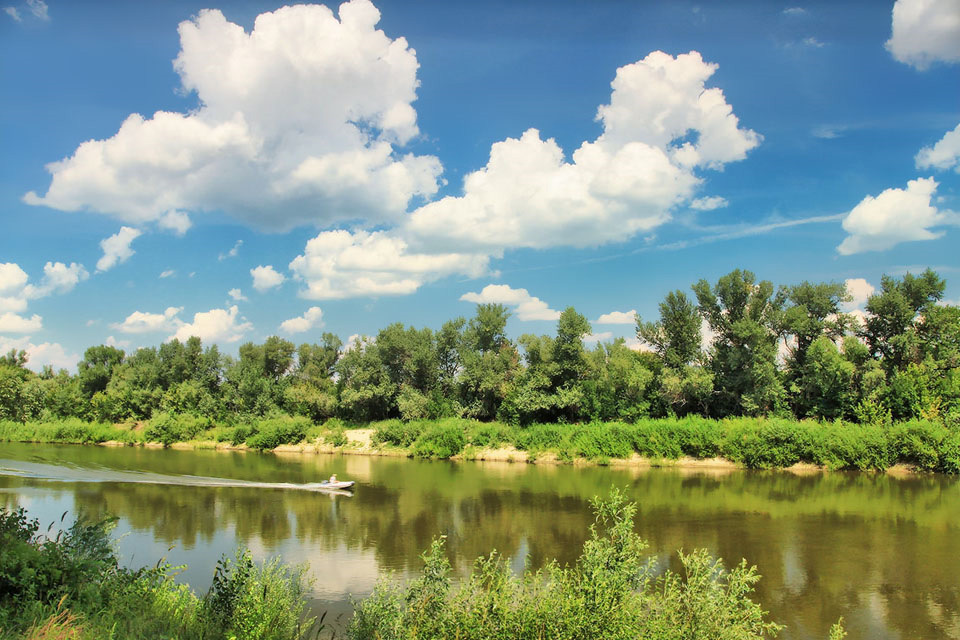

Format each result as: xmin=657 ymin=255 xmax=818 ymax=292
xmin=0 ymin=459 xmax=351 ymax=494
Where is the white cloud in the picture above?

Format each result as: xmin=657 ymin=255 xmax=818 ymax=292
xmin=111 ymin=306 xmax=183 ymax=334
xmin=159 ymin=269 xmax=175 ymax=278
xmin=812 ymin=125 xmax=844 ymax=139
xmin=4 ymin=7 xmax=20 ymax=21
xmin=783 ymin=7 xmax=807 ymax=16
xmin=802 ymin=37 xmax=825 ymax=48
xmin=157 ymin=210 xmax=192 ymax=236
xmin=0 ymin=312 xmax=43 ymax=333
xmin=916 ymin=123 xmax=960 ymax=172
xmin=0 ymin=336 xmax=78 ymax=372
xmin=280 ymin=306 xmax=324 ymax=334
xmin=0 ymin=263 xmax=29 ymax=293
xmin=26 ymin=0 xmax=47 ymax=20
xmin=96 ymin=226 xmax=142 ymax=272
xmin=460 ymin=284 xmax=561 ymax=321
xmin=22 ymin=261 xmax=89 ymax=299
xmin=596 ymin=310 xmax=637 ymax=325
xmin=251 ymin=265 xmax=286 ymax=292
xmin=24 ymin=1 xmax=441 ymax=231
xmin=408 ymin=51 xmax=758 ymax=253
xmin=105 ymin=335 xmax=131 ymax=348
xmin=228 ymin=288 xmax=248 ymax=302
xmin=289 ymin=229 xmax=489 ymax=299
xmin=843 ymin=278 xmax=876 ymax=310
xmin=838 ymin=177 xmax=958 ymax=254
xmin=583 ymin=331 xmax=613 ymax=344
xmin=170 ymin=305 xmax=252 ymax=343
xmin=0 ymin=296 xmax=27 ymax=313
xmin=690 ymin=196 xmax=728 ymax=211
xmin=886 ymin=0 xmax=960 ymax=70
xmin=219 ymin=239 xmax=242 ymax=261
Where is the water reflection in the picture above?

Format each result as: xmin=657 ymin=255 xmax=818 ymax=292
xmin=1 ymin=443 xmax=958 ymax=639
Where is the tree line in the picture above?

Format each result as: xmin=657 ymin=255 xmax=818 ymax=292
xmin=1 ymin=268 xmax=957 ymax=427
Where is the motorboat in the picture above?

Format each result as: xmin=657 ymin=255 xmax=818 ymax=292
xmin=316 ymin=479 xmax=355 ymax=490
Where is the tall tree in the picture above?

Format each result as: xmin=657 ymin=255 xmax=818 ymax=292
xmin=637 ymin=290 xmax=702 ymax=369
xmin=693 ymin=269 xmax=785 ymax=416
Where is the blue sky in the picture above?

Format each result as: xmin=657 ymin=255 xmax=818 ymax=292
xmin=1 ymin=0 xmax=959 ymax=370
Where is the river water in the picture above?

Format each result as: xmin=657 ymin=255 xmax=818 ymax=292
xmin=0 ymin=442 xmax=957 ymax=639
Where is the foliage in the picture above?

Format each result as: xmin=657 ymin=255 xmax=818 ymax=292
xmin=145 ymin=412 xmax=213 ymax=446
xmin=349 ymin=489 xmax=784 ymax=640
xmin=244 ymin=416 xmax=311 ymax=451
xmin=0 ymin=508 xmax=315 ymax=640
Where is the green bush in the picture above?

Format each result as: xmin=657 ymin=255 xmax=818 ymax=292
xmin=467 ymin=422 xmax=512 ymax=448
xmin=513 ymin=423 xmax=564 ymax=452
xmin=245 ymin=416 xmax=311 ymax=451
xmin=0 ymin=507 xmax=315 ymax=640
xmin=569 ymin=422 xmax=634 ymax=459
xmin=144 ymin=412 xmax=213 ymax=446
xmin=411 ymin=423 xmax=466 ymax=459
xmin=373 ymin=419 xmax=424 ymax=447
xmin=888 ymin=420 xmax=946 ymax=471
xmin=0 ymin=418 xmax=138 ymax=444
xmin=349 ymin=490 xmax=786 ymax=640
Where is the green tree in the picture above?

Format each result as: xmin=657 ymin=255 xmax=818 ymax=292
xmin=77 ymin=345 xmax=125 ymax=400
xmin=637 ymin=290 xmax=702 ymax=369
xmin=693 ymin=269 xmax=786 ymax=417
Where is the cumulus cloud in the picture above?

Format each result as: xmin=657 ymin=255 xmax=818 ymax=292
xmin=22 ymin=262 xmax=89 ymax=299
xmin=96 ymin=226 xmax=142 ymax=272
xmin=595 ymin=310 xmax=638 ymax=324
xmin=0 ymin=263 xmax=29 ymax=293
xmin=111 ymin=306 xmax=183 ymax=334
xmin=460 ymin=284 xmax=561 ymax=321
xmin=251 ymin=265 xmax=286 ymax=292
xmin=169 ymin=305 xmax=252 ymax=343
xmin=105 ymin=335 xmax=131 ymax=348
xmin=159 ymin=269 xmax=175 ymax=278
xmin=228 ymin=288 xmax=248 ymax=302
xmin=289 ymin=229 xmax=489 ymax=299
xmin=783 ymin=7 xmax=807 ymax=16
xmin=886 ymin=0 xmax=960 ymax=69
xmin=916 ymin=123 xmax=960 ymax=172
xmin=24 ymin=0 xmax=441 ymax=231
xmin=158 ymin=210 xmax=192 ymax=236
xmin=280 ymin=306 xmax=324 ymax=334
xmin=690 ymin=196 xmax=728 ymax=211
xmin=4 ymin=7 xmax=21 ymax=21
xmin=0 ymin=312 xmax=43 ymax=333
xmin=843 ymin=278 xmax=876 ymax=310
xmin=408 ymin=51 xmax=758 ymax=253
xmin=0 ymin=336 xmax=77 ymax=372
xmin=838 ymin=177 xmax=958 ymax=254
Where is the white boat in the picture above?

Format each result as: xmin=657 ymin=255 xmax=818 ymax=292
xmin=317 ymin=479 xmax=354 ymax=490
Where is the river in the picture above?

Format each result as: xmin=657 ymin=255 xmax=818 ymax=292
xmin=0 ymin=442 xmax=957 ymax=639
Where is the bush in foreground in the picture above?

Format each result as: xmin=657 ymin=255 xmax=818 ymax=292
xmin=0 ymin=508 xmax=313 ymax=640
xmin=350 ymin=489 xmax=791 ymax=640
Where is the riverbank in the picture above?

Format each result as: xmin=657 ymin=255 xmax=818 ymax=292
xmin=2 ymin=415 xmax=958 ymax=474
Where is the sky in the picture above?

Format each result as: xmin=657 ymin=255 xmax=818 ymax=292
xmin=1 ymin=0 xmax=959 ymax=371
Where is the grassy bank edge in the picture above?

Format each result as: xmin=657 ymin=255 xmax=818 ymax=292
xmin=2 ymin=416 xmax=957 ymax=474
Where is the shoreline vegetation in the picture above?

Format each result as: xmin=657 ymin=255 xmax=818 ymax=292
xmin=2 ymin=267 xmax=958 ymax=476
xmin=2 ymin=414 xmax=958 ymax=474
xmin=0 ymin=492 xmax=845 ymax=640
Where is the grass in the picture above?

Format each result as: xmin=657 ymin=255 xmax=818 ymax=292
xmin=3 ymin=415 xmax=959 ymax=473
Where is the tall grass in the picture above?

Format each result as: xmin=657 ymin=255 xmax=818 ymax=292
xmin=0 ymin=418 xmax=141 ymax=445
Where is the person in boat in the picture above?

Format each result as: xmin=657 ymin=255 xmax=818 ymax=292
xmin=328 ymin=474 xmax=337 ymax=484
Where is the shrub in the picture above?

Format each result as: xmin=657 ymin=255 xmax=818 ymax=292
xmin=348 ymin=490 xmax=785 ymax=640
xmin=245 ymin=416 xmax=311 ymax=451
xmin=512 ymin=423 xmax=564 ymax=452
xmin=144 ymin=412 xmax=213 ymax=446
xmin=411 ymin=423 xmax=466 ymax=459
xmin=466 ymin=422 xmax=511 ymax=448
xmin=569 ymin=422 xmax=634 ymax=460
xmin=373 ymin=419 xmax=424 ymax=447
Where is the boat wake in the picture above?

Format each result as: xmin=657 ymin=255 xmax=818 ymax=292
xmin=0 ymin=459 xmax=353 ymax=495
